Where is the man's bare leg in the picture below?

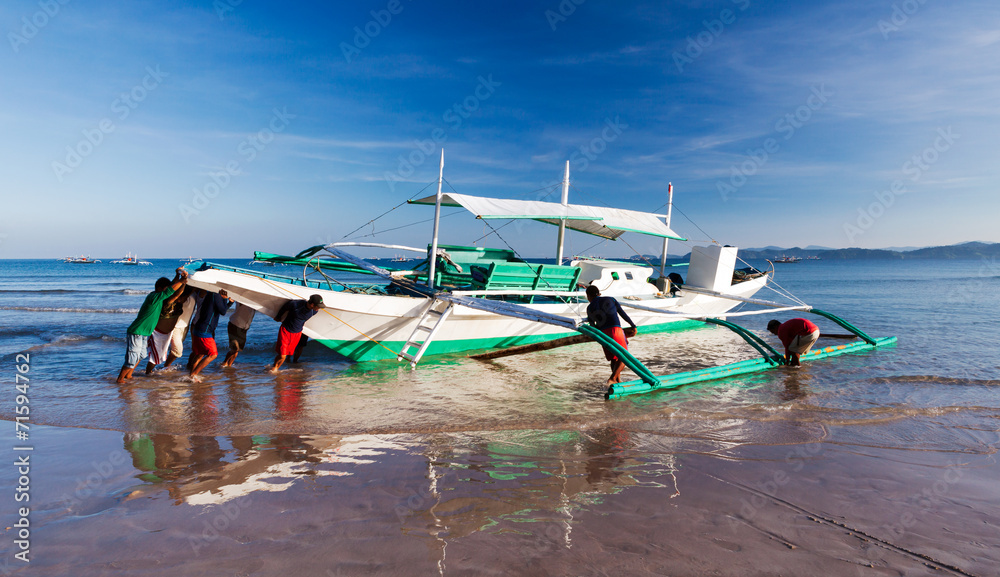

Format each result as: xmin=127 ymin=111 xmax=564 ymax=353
xmin=270 ymin=354 xmax=287 ymax=373
xmin=145 ymin=361 xmax=156 ymax=375
xmin=610 ymin=359 xmax=626 ymax=384
xmin=116 ymin=366 xmax=133 ymax=385
xmin=190 ymin=354 xmax=216 ymax=377
xmin=222 ymin=349 xmax=238 ymax=367
xmin=164 ymin=352 xmax=179 ymax=368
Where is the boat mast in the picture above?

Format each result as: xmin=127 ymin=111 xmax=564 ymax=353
xmin=659 ymin=182 xmax=674 ymax=277
xmin=555 ymin=161 xmax=570 ymax=264
xmin=427 ymin=149 xmax=445 ymax=289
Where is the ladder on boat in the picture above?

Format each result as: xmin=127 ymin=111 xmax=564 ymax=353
xmin=397 ymin=299 xmax=455 ymax=367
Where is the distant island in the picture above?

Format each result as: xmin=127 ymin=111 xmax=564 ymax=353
xmin=627 ymin=241 xmax=1000 ymax=262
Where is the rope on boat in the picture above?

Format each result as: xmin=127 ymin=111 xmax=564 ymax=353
xmin=341 ymin=180 xmax=437 ymax=240
xmin=247 ymin=273 xmax=400 ymax=358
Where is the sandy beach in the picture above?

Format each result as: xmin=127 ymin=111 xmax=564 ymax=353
xmin=3 ymin=416 xmax=996 ymax=576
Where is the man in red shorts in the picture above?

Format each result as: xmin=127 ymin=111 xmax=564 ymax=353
xmin=585 ymin=285 xmax=638 ymax=386
xmin=767 ymin=318 xmax=821 ymax=366
xmin=188 ymin=289 xmax=233 ymax=379
xmin=270 ymin=294 xmax=324 ymax=373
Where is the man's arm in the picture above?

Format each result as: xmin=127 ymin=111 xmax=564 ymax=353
xmin=276 ymin=299 xmax=294 ymax=322
xmin=169 ymin=268 xmax=188 ymax=293
xmin=614 ymin=300 xmax=637 ymax=328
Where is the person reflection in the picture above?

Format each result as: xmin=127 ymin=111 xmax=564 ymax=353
xmin=780 ymin=371 xmax=808 ymax=402
xmin=585 ymin=426 xmax=631 ymax=485
xmin=275 ymin=378 xmax=304 ymax=420
xmin=188 ymin=384 xmax=220 ymax=431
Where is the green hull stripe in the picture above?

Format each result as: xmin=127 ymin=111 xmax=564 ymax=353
xmin=316 ymin=319 xmax=705 ymax=362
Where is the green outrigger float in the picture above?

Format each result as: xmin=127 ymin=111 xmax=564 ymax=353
xmin=596 ymin=310 xmax=896 ymax=400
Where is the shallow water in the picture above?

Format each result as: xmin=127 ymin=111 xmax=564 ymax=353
xmin=1 ymin=257 xmax=999 ymax=575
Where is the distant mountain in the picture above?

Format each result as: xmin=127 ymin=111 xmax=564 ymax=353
xmin=733 ymin=241 xmax=1000 ymax=261
xmin=609 ymin=242 xmax=999 ymax=262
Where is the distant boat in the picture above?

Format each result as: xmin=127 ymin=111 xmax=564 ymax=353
xmin=805 ymin=255 xmax=821 ymax=261
xmin=63 ymin=255 xmax=101 ymax=264
xmin=772 ymin=255 xmax=802 ymax=263
xmin=111 ymin=252 xmax=152 ymax=265
xmin=180 ymin=256 xmax=201 ymax=265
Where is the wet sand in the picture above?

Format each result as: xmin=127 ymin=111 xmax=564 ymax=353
xmin=3 ymin=419 xmax=996 ymax=576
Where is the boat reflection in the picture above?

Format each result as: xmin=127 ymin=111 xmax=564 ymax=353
xmin=119 ymin=425 xmax=680 ymax=552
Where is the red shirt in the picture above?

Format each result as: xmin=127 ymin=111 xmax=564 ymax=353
xmin=777 ymin=318 xmax=819 ymax=351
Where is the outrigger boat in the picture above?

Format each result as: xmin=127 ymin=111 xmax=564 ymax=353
xmin=111 ymin=252 xmax=152 ymax=265
xmin=772 ymin=255 xmax=802 ymax=263
xmin=62 ymin=255 xmax=101 ymax=264
xmin=185 ymin=154 xmax=895 ymax=398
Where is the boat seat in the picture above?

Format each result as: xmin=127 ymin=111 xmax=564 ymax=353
xmin=470 ymin=262 xmax=581 ymax=293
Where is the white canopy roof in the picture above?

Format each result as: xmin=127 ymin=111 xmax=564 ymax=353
xmin=410 ymin=193 xmax=685 ymax=241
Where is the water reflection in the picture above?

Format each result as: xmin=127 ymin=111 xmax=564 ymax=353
xmin=119 ymin=426 xmax=679 ymax=555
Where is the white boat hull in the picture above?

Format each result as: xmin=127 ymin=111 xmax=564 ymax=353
xmin=186 ymin=265 xmax=769 ymax=362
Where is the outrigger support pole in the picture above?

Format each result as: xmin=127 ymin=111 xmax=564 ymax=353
xmin=701 ymin=318 xmax=785 ymax=366
xmin=606 ymin=315 xmax=897 ymax=400
xmin=807 ymin=309 xmax=877 ymax=346
xmin=576 ymin=324 xmax=661 ymax=389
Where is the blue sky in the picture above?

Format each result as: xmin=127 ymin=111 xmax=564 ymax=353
xmin=1 ymin=0 xmax=998 ymax=258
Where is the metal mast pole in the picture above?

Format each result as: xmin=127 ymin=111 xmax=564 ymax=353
xmin=659 ymin=182 xmax=674 ymax=277
xmin=556 ymin=161 xmax=570 ymax=264
xmin=428 ymin=149 xmax=444 ymax=288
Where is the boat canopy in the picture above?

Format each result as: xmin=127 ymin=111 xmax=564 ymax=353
xmin=409 ymin=193 xmax=686 ymax=241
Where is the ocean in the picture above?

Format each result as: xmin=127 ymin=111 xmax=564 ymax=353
xmin=0 ymin=256 xmax=998 ymax=575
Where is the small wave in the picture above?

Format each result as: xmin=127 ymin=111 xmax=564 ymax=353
xmin=0 ymin=306 xmax=139 ymax=314
xmin=0 ymin=288 xmax=148 ymax=295
xmin=867 ymin=375 xmax=1000 ymax=387
xmin=21 ymin=335 xmax=111 ymax=352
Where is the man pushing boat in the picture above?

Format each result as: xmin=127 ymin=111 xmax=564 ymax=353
xmin=767 ymin=318 xmax=821 ymax=366
xmin=270 ymin=294 xmax=325 ymax=373
xmin=585 ymin=285 xmax=638 ymax=386
xmin=116 ymin=268 xmax=188 ymax=384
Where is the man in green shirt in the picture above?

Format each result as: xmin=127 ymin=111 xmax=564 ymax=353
xmin=117 ymin=268 xmax=188 ymax=384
